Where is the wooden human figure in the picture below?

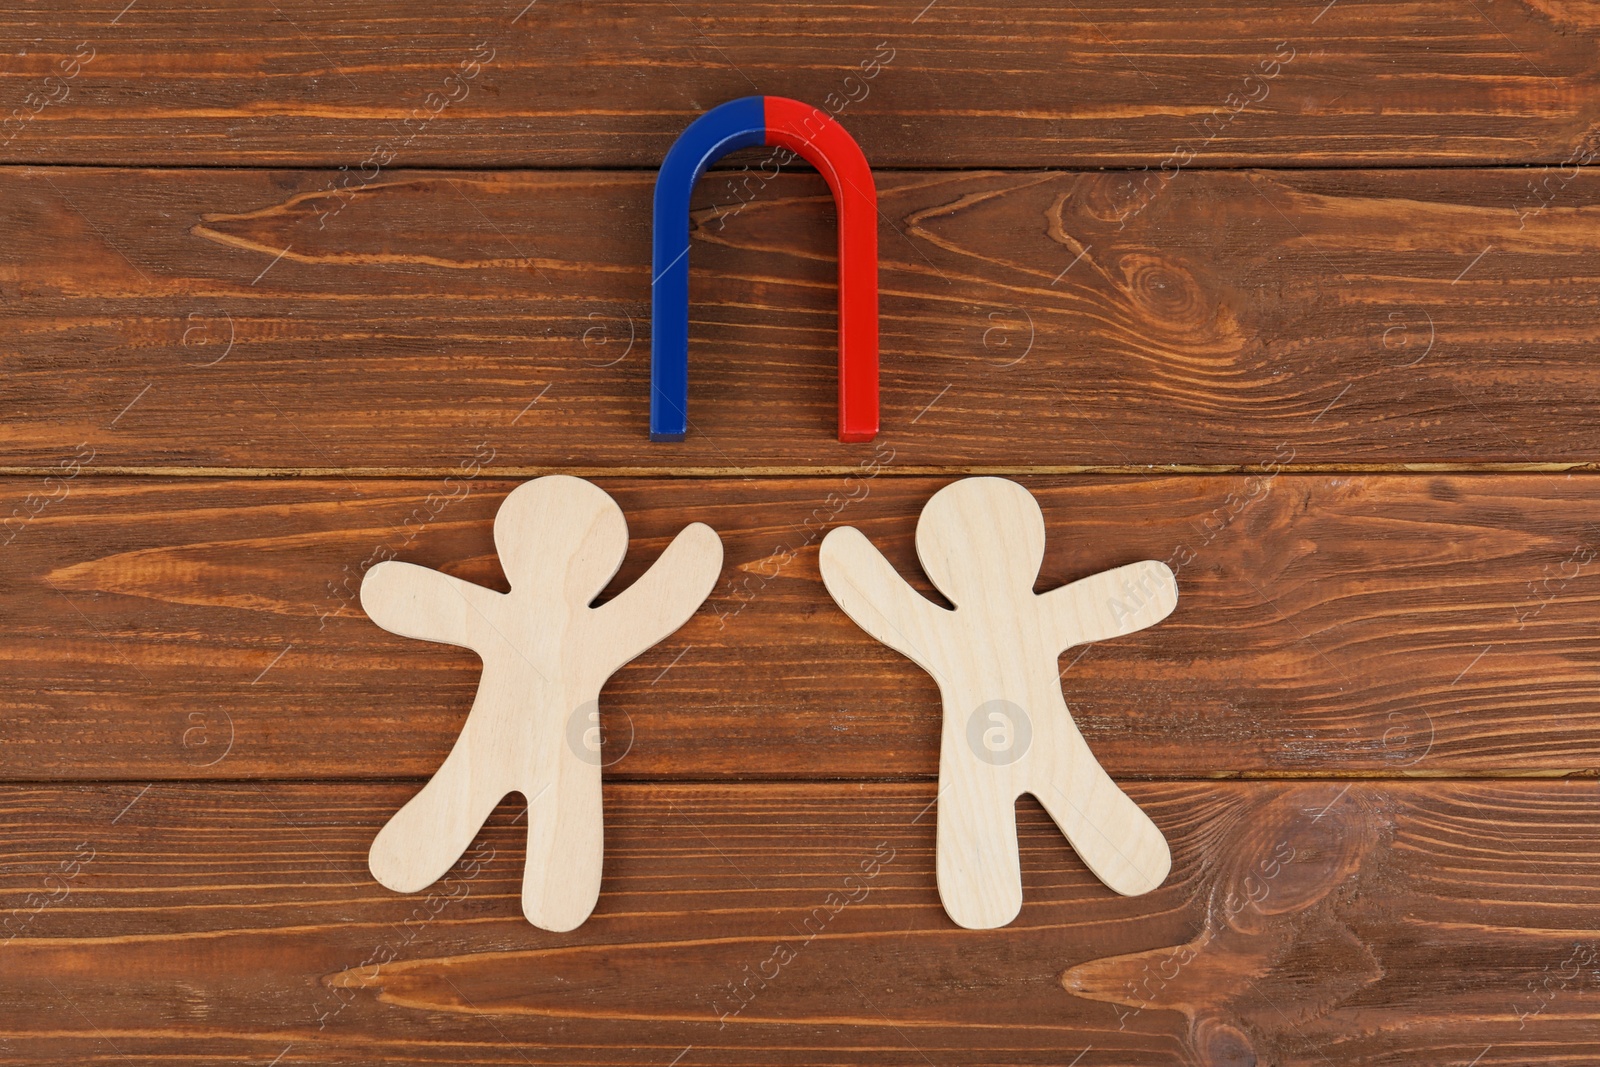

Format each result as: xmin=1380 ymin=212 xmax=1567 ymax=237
xmin=819 ymin=476 xmax=1175 ymax=929
xmin=360 ymin=475 xmax=722 ymax=931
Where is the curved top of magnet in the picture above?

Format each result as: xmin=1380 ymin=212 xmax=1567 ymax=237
xmin=650 ymin=96 xmax=879 ymax=443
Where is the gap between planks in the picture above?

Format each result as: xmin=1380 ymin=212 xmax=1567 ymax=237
xmin=9 ymin=771 xmax=1598 ymax=787
xmin=0 ymin=162 xmax=1590 ymax=174
xmin=4 ymin=463 xmax=1600 ymax=480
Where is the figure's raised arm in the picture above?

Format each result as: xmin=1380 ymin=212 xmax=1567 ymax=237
xmin=361 ymin=560 xmax=503 ymax=652
xmin=1038 ymin=560 xmax=1177 ymax=654
xmin=819 ymin=526 xmax=950 ymax=668
xmin=588 ymin=522 xmax=723 ymax=666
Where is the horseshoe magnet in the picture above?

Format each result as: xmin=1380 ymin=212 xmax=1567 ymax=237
xmin=650 ymin=96 xmax=879 ymax=443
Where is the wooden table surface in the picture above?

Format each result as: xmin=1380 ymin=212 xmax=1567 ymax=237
xmin=5 ymin=2 xmax=1600 ymax=1064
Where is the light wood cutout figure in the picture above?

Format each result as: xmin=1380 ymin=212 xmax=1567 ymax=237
xmin=360 ymin=475 xmax=722 ymax=931
xmin=819 ymin=476 xmax=1176 ymax=929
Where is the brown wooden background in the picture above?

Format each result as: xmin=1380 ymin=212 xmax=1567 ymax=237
xmin=5 ymin=2 xmax=1600 ymax=1064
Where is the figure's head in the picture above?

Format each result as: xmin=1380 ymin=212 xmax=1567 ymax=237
xmin=915 ymin=477 xmax=1045 ymax=607
xmin=494 ymin=475 xmax=629 ymax=604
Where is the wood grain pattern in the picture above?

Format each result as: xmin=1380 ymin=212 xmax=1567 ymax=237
xmin=1 ymin=779 xmax=1596 ymax=1065
xmin=3 ymin=1 xmax=1600 ymax=168
xmin=7 ymin=165 xmax=1600 ymax=471
xmin=7 ymin=7 xmax=1600 ymax=1059
xmin=7 ymin=473 xmax=1600 ymax=781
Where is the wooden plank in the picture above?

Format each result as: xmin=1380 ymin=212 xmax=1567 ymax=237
xmin=1 ymin=779 xmax=1596 ymax=1065
xmin=7 ymin=473 xmax=1600 ymax=781
xmin=3 ymin=1 xmax=1600 ymax=168
xmin=7 ymin=165 xmax=1600 ymax=471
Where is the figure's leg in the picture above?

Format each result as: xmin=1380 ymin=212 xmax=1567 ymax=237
xmin=935 ymin=757 xmax=1024 ymax=929
xmin=369 ymin=716 xmax=509 ymax=894
xmin=1030 ymin=741 xmax=1170 ymax=897
xmin=520 ymin=749 xmax=604 ymax=932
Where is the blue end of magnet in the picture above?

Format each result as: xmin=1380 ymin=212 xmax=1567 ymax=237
xmin=650 ymin=96 xmax=767 ymax=442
